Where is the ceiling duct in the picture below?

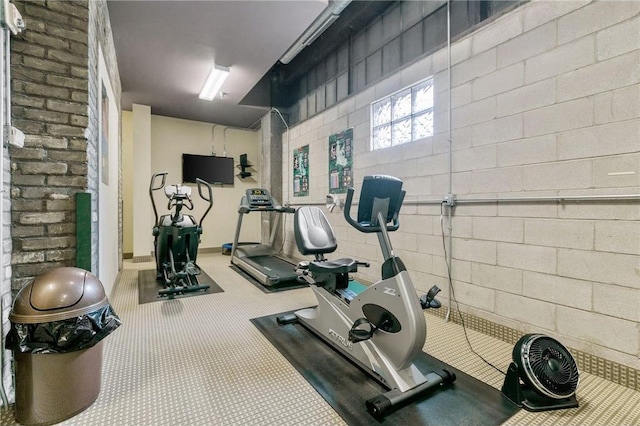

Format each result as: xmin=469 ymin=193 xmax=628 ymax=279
xmin=279 ymin=0 xmax=351 ymax=64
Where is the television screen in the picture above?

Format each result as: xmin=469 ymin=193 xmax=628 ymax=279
xmin=182 ymin=154 xmax=234 ymax=185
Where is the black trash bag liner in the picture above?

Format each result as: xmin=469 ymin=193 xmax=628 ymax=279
xmin=5 ymin=304 xmax=122 ymax=354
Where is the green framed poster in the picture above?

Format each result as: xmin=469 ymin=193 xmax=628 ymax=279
xmin=293 ymin=145 xmax=309 ymax=197
xmin=328 ymin=128 xmax=353 ymax=194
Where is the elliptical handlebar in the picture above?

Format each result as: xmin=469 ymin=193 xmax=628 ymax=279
xmin=149 ymin=172 xmax=168 ymax=226
xmin=150 ymin=173 xmax=214 ymax=227
xmin=196 ymin=178 xmax=214 ymax=225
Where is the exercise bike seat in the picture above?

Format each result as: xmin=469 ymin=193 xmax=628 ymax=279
xmin=294 ymin=206 xmax=338 ymax=255
xmin=309 ymin=258 xmax=357 ymax=274
xmin=295 ymin=206 xmax=358 ymax=274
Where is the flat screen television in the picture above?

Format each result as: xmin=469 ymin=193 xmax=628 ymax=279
xmin=182 ymin=154 xmax=234 ymax=185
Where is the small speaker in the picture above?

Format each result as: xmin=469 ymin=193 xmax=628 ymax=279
xmin=502 ymin=334 xmax=579 ymax=412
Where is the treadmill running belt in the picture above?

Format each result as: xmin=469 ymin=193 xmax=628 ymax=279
xmin=246 ymin=255 xmax=297 ymax=277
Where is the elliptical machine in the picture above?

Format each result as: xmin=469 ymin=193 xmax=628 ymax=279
xmin=277 ymin=175 xmax=455 ymax=418
xmin=149 ymin=172 xmax=213 ymax=298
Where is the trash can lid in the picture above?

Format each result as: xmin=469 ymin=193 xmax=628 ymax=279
xmin=9 ymin=267 xmax=109 ymax=324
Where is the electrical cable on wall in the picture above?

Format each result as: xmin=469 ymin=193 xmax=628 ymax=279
xmin=210 ymin=124 xmax=218 ymax=155
xmin=439 ymin=203 xmax=506 ymax=376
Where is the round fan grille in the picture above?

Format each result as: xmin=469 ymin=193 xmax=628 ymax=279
xmin=514 ymin=334 xmax=579 ymax=399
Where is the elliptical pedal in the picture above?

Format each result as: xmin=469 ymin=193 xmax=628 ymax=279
xmin=185 ymin=261 xmax=201 ymax=276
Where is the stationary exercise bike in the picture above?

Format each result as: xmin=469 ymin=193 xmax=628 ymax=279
xmin=277 ymin=175 xmax=455 ymax=418
xmin=149 ymin=172 xmax=213 ymax=298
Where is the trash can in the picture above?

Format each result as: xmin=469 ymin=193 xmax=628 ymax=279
xmin=5 ymin=267 xmax=122 ymax=425
xmin=221 ymin=243 xmax=232 ymax=255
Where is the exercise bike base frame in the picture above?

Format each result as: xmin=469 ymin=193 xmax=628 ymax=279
xmin=365 ymin=369 xmax=456 ymax=419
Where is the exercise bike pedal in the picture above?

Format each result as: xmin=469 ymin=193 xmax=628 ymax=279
xmin=349 ymin=317 xmax=376 ymax=343
xmin=276 ymin=314 xmax=299 ymax=326
xmin=420 ymin=285 xmax=442 ymax=309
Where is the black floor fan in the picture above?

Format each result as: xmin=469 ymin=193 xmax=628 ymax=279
xmin=502 ymin=334 xmax=580 ymax=411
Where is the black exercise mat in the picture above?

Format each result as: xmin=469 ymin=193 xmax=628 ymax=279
xmin=229 ymin=265 xmax=307 ymax=293
xmin=138 ymin=269 xmax=223 ymax=304
xmin=252 ymin=311 xmax=520 ymax=426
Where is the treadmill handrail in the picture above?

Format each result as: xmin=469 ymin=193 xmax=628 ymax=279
xmin=238 ymin=196 xmax=250 ymax=214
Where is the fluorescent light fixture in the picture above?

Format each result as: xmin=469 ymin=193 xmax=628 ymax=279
xmin=199 ymin=64 xmax=230 ymax=101
xmin=280 ymin=0 xmax=351 ymax=64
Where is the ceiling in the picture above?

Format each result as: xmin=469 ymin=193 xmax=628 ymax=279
xmin=106 ymin=0 xmax=329 ymax=128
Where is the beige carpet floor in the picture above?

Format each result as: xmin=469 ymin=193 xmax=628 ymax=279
xmin=1 ymin=253 xmax=638 ymax=425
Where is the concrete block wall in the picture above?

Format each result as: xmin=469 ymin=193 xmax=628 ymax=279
xmin=282 ymin=0 xmax=640 ymax=372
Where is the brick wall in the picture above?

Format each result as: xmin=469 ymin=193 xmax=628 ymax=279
xmin=10 ymin=0 xmax=90 ymax=290
xmin=282 ymin=0 xmax=640 ymax=375
xmin=4 ymin=0 xmax=120 ymax=402
xmin=9 ymin=0 xmax=120 ymax=288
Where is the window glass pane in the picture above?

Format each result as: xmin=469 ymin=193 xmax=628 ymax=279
xmin=392 ymin=118 xmax=411 ymax=145
xmin=370 ymin=78 xmax=435 ymax=151
xmin=413 ymin=110 xmax=434 ymax=139
xmin=372 ymin=124 xmax=391 ymax=150
xmin=392 ymin=89 xmax=411 ymax=120
xmin=372 ymin=99 xmax=391 ymax=127
xmin=413 ymin=80 xmax=433 ymax=112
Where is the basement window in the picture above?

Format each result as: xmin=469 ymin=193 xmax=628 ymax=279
xmin=370 ymin=77 xmax=434 ymax=150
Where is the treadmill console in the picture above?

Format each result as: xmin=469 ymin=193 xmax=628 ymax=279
xmin=246 ymin=188 xmax=274 ymax=209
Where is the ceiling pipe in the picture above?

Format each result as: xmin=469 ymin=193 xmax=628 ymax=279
xmin=279 ymin=0 xmax=351 ymax=64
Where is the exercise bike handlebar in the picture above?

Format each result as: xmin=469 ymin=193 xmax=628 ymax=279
xmin=149 ymin=172 xmax=168 ymax=226
xmin=343 ymin=187 xmax=402 ymax=233
xmin=196 ymin=178 xmax=214 ymax=224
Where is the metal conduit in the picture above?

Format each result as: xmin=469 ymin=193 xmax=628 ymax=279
xmin=288 ymin=193 xmax=640 ymax=208
xmin=445 ymin=0 xmax=453 ymax=321
xmin=410 ymin=194 xmax=640 ymax=205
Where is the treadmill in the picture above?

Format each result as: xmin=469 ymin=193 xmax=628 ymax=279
xmin=230 ymin=188 xmax=298 ymax=287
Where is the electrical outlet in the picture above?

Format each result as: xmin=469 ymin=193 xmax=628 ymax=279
xmin=9 ymin=126 xmax=24 ymax=147
xmin=1 ymin=0 xmax=25 ymax=35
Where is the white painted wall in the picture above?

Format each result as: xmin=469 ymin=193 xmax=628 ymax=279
xmin=122 ymin=111 xmax=133 ymax=256
xmin=122 ymin=113 xmax=261 ymax=253
xmin=97 ymin=46 xmax=119 ymax=295
xmin=281 ymin=0 xmax=640 ymax=371
xmin=132 ymin=104 xmax=152 ymax=258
